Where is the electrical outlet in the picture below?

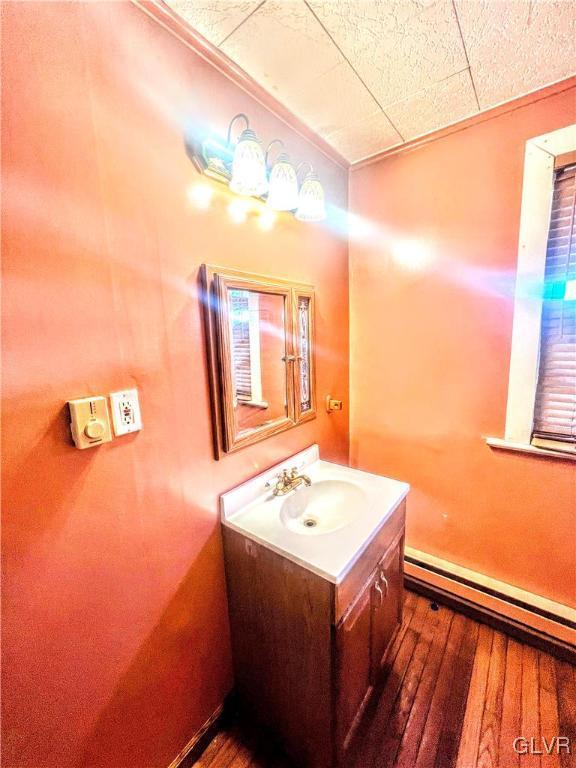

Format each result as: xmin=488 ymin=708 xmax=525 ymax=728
xmin=109 ymin=389 xmax=142 ymax=436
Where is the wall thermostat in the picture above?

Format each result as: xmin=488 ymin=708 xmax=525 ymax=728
xmin=109 ymin=389 xmax=142 ymax=436
xmin=68 ymin=396 xmax=112 ymax=449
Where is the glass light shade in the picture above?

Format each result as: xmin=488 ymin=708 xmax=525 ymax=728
xmin=295 ymin=172 xmax=326 ymax=222
xmin=229 ymin=128 xmax=268 ymax=197
xmin=266 ymin=153 xmax=299 ymax=211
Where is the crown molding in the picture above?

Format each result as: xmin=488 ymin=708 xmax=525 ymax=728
xmin=351 ymin=76 xmax=576 ymax=170
xmin=130 ymin=0 xmax=349 ymax=170
xmin=128 ymin=3 xmax=575 ymax=178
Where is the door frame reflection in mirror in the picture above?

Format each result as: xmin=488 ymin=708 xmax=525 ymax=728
xmin=200 ymin=264 xmax=316 ymax=458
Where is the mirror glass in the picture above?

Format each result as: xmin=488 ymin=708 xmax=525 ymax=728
xmin=227 ymin=288 xmax=288 ymax=434
xmin=297 ymin=295 xmax=312 ymax=413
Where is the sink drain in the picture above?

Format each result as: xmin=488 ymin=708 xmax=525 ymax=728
xmin=303 ymin=518 xmax=317 ymax=528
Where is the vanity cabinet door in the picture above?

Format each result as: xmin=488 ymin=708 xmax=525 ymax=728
xmin=370 ymin=533 xmax=404 ymax=682
xmin=335 ymin=574 xmax=374 ymax=752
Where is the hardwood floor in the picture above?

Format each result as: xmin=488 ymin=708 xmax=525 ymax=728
xmin=194 ymin=591 xmax=576 ymax=768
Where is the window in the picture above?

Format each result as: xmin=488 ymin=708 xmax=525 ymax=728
xmin=229 ymin=290 xmax=253 ymax=400
xmin=532 ymin=164 xmax=576 ymax=452
xmin=487 ymin=124 xmax=576 ymax=460
xmin=229 ymin=290 xmax=265 ymax=407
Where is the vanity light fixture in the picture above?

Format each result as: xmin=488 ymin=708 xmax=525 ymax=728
xmin=228 ymin=113 xmax=268 ymax=197
xmin=295 ymin=163 xmax=326 ymax=223
xmin=185 ymin=114 xmax=326 ymax=223
xmin=266 ymin=139 xmax=299 ymax=212
xmin=188 ymin=134 xmax=233 ymax=185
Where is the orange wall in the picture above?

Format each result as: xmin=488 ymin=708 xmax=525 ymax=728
xmin=349 ymin=85 xmax=576 ymax=608
xmin=1 ymin=3 xmax=348 ymax=767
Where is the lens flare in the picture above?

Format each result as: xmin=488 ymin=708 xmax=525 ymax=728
xmin=228 ymin=198 xmax=250 ymax=224
xmin=347 ymin=212 xmax=376 ymax=241
xmin=258 ymin=209 xmax=277 ymax=232
xmin=391 ymin=239 xmax=433 ymax=271
xmin=187 ymin=183 xmax=213 ymax=210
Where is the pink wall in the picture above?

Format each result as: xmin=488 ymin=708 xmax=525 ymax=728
xmin=3 ymin=2 xmax=574 ymax=766
xmin=1 ymin=3 xmax=349 ymax=767
xmin=349 ymin=84 xmax=576 ymax=608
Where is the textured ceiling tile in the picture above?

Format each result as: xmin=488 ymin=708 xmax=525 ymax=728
xmin=287 ymin=60 xmax=380 ymax=138
xmin=386 ymin=69 xmax=479 ymax=140
xmin=308 ymin=0 xmax=468 ymax=106
xmin=164 ymin=0 xmax=261 ymax=47
xmin=325 ymin=110 xmax=402 ymax=162
xmin=455 ymin=0 xmax=576 ymax=108
xmin=166 ymin=0 xmax=576 ymax=162
xmin=220 ymin=1 xmax=342 ymax=101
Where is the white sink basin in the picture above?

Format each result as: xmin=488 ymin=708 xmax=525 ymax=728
xmin=220 ymin=445 xmax=409 ymax=583
xmin=280 ymin=480 xmax=367 ymax=535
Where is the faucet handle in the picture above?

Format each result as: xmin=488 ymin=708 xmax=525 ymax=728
xmin=265 ymin=471 xmax=280 ymax=489
xmin=265 ymin=469 xmax=289 ymax=489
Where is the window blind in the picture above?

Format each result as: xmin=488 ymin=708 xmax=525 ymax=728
xmin=532 ymin=164 xmax=576 ymax=446
xmin=229 ymin=290 xmax=252 ymax=399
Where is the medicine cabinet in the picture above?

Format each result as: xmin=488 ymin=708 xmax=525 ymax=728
xmin=200 ymin=265 xmax=316 ymax=457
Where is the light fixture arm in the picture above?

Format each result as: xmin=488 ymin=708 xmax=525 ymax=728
xmin=265 ymin=139 xmax=285 ymax=169
xmin=296 ymin=161 xmax=314 ymax=181
xmin=226 ymin=113 xmax=250 ymax=145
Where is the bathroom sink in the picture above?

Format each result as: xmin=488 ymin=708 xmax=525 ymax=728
xmin=220 ymin=444 xmax=409 ymax=582
xmin=280 ymin=480 xmax=368 ymax=535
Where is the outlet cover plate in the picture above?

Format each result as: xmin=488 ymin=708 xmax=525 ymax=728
xmin=109 ymin=389 xmax=142 ymax=436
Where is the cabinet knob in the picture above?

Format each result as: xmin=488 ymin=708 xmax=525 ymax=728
xmin=374 ymin=581 xmax=383 ymax=606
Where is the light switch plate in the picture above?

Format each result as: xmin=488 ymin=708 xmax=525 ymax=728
xmin=69 ymin=395 xmax=112 ymax=449
xmin=109 ymin=389 xmax=142 ymax=436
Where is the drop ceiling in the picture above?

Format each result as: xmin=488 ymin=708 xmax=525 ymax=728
xmin=165 ymin=0 xmax=576 ymax=163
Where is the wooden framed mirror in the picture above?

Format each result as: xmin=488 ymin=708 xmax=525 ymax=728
xmin=200 ymin=265 xmax=316 ymax=457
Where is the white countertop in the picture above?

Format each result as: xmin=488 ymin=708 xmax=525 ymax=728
xmin=220 ymin=445 xmax=409 ymax=584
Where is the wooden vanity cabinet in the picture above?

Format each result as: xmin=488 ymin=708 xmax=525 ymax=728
xmin=336 ymin=527 xmax=405 ymax=752
xmin=370 ymin=531 xmax=404 ymax=681
xmin=335 ymin=570 xmax=375 ymax=751
xmin=222 ymin=500 xmax=406 ymax=768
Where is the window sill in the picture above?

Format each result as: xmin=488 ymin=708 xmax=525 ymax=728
xmin=237 ymin=399 xmax=269 ymax=410
xmin=486 ymin=437 xmax=576 ymax=461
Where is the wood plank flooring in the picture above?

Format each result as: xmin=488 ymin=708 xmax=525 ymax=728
xmin=194 ymin=591 xmax=576 ymax=768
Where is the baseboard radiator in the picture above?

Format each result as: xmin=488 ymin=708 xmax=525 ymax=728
xmin=404 ymin=546 xmax=575 ymax=663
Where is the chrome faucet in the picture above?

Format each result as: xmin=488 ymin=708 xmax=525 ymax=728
xmin=268 ymin=467 xmax=312 ymax=496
